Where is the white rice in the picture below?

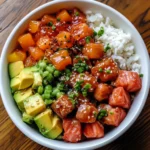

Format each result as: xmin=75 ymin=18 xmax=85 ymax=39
xmin=86 ymin=11 xmax=141 ymax=73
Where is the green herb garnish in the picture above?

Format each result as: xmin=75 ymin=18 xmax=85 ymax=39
xmin=93 ymin=111 xmax=98 ymax=118
xmin=106 ymin=69 xmax=111 ymax=74
xmin=52 ymin=25 xmax=56 ymax=30
xmin=47 ymin=21 xmax=53 ymax=26
xmin=104 ymin=43 xmax=111 ymax=52
xmin=85 ymin=36 xmax=91 ymax=44
xmin=97 ymin=109 xmax=108 ymax=120
xmin=75 ymin=11 xmax=79 ymax=16
xmin=74 ymin=80 xmax=84 ymax=92
xmin=139 ymin=74 xmax=144 ymax=77
xmin=73 ymin=60 xmax=89 ymax=73
xmin=99 ymin=68 xmax=103 ymax=72
xmin=93 ymin=31 xmax=97 ymax=36
xmin=82 ymin=83 xmax=91 ymax=97
xmin=98 ymin=27 xmax=104 ymax=37
xmin=57 ymin=18 xmax=60 ymax=21
xmin=69 ymin=91 xmax=79 ymax=106
xmin=110 ymin=112 xmax=114 ymax=115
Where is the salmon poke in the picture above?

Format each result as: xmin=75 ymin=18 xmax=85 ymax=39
xmin=8 ymin=8 xmax=142 ymax=143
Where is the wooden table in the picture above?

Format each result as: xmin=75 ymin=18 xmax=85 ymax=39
xmin=0 ymin=0 xmax=150 ymax=149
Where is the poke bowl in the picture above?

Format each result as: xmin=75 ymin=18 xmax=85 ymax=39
xmin=0 ymin=0 xmax=150 ymax=150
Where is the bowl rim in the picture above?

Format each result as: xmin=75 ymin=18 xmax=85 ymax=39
xmin=0 ymin=0 xmax=150 ymax=149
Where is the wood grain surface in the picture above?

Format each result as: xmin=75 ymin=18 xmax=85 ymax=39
xmin=0 ymin=0 xmax=150 ymax=150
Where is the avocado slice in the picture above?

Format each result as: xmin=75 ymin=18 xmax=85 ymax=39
xmin=30 ymin=66 xmax=39 ymax=72
xmin=9 ymin=61 xmax=24 ymax=78
xmin=13 ymin=88 xmax=32 ymax=112
xmin=22 ymin=112 xmax=34 ymax=124
xmin=19 ymin=68 xmax=34 ymax=90
xmin=34 ymin=109 xmax=53 ymax=137
xmin=48 ymin=115 xmax=63 ymax=139
xmin=24 ymin=93 xmax=46 ymax=116
xmin=10 ymin=76 xmax=21 ymax=91
xmin=32 ymin=72 xmax=42 ymax=89
xmin=34 ymin=110 xmax=63 ymax=139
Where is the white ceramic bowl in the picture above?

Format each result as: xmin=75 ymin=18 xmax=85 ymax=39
xmin=0 ymin=0 xmax=150 ymax=149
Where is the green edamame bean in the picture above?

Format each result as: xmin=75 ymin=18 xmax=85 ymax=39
xmin=54 ymin=70 xmax=61 ymax=77
xmin=44 ymin=93 xmax=51 ymax=99
xmin=56 ymin=92 xmax=64 ymax=99
xmin=52 ymin=88 xmax=60 ymax=97
xmin=43 ymin=71 xmax=49 ymax=78
xmin=44 ymin=85 xmax=53 ymax=93
xmin=45 ymin=85 xmax=52 ymax=91
xmin=42 ymin=94 xmax=45 ymax=99
xmin=46 ymin=65 xmax=55 ymax=73
xmin=39 ymin=61 xmax=47 ymax=70
xmin=38 ymin=86 xmax=44 ymax=95
xmin=46 ymin=74 xmax=54 ymax=82
xmin=39 ymin=70 xmax=44 ymax=76
xmin=44 ymin=99 xmax=54 ymax=105
xmin=43 ymin=79 xmax=48 ymax=85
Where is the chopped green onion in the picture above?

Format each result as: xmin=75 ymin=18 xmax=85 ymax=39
xmin=85 ymin=36 xmax=91 ymax=44
xmin=98 ymin=27 xmax=104 ymax=37
xmin=64 ymin=35 xmax=67 ymax=39
xmin=77 ymin=67 xmax=84 ymax=73
xmin=93 ymin=31 xmax=97 ymax=36
xmin=57 ymin=18 xmax=60 ymax=21
xmin=68 ymin=91 xmax=79 ymax=106
xmin=139 ymin=74 xmax=144 ymax=77
xmin=83 ymin=83 xmax=91 ymax=90
xmin=73 ymin=60 xmax=89 ymax=73
xmin=76 ymin=55 xmax=80 ymax=59
xmin=99 ymin=68 xmax=103 ymax=72
xmin=52 ymin=25 xmax=56 ymax=30
xmin=82 ymin=83 xmax=91 ymax=97
xmin=74 ymin=80 xmax=84 ymax=92
xmin=97 ymin=109 xmax=108 ymax=120
xmin=110 ymin=112 xmax=114 ymax=115
xmin=106 ymin=69 xmax=111 ymax=74
xmin=47 ymin=21 xmax=53 ymax=26
xmin=75 ymin=11 xmax=79 ymax=16
xmin=93 ymin=111 xmax=97 ymax=118
xmin=80 ymin=73 xmax=85 ymax=77
xmin=104 ymin=43 xmax=111 ymax=52
xmin=56 ymin=83 xmax=65 ymax=91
